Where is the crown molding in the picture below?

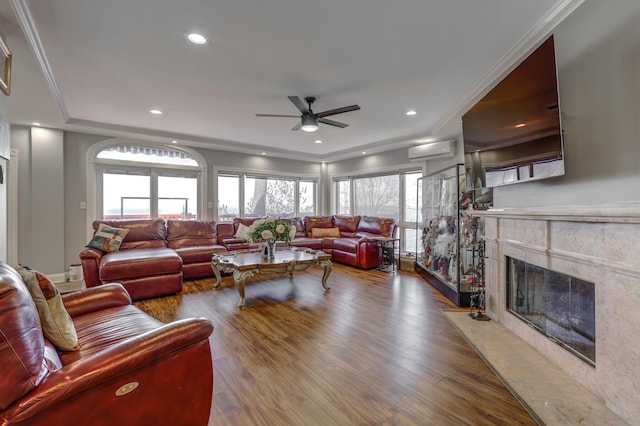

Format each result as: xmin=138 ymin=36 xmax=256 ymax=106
xmin=431 ymin=0 xmax=586 ymax=136
xmin=9 ymin=0 xmax=69 ymax=121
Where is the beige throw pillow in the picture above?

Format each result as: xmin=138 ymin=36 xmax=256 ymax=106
xmin=234 ymin=223 xmax=252 ymax=240
xmin=17 ymin=266 xmax=80 ymax=351
xmin=311 ymin=227 xmax=341 ymax=238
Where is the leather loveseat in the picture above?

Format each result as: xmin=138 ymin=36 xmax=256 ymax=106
xmin=0 ymin=261 xmax=214 ymax=425
xmin=80 ymin=215 xmax=395 ymax=300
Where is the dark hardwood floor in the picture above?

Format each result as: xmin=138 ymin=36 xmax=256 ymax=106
xmin=134 ymin=264 xmax=536 ymax=426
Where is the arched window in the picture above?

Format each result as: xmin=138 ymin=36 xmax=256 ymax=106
xmin=91 ymin=141 xmax=206 ymax=220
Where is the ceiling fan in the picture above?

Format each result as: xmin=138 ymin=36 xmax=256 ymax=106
xmin=256 ymin=96 xmax=360 ymax=132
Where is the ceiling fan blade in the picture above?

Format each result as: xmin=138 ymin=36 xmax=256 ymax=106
xmin=291 ymin=122 xmax=302 ymax=131
xmin=256 ymin=113 xmax=299 ymax=118
xmin=316 ymin=105 xmax=360 ymax=118
xmin=288 ymin=96 xmax=309 ymax=114
xmin=319 ymin=118 xmax=349 ymax=128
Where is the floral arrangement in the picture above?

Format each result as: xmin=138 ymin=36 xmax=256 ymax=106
xmin=248 ymin=217 xmax=296 ymax=244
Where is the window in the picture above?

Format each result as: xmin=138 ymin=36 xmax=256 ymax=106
xmin=217 ymin=172 xmax=317 ymax=220
xmin=96 ymin=144 xmax=203 ymax=220
xmin=334 ymin=169 xmax=421 ymax=253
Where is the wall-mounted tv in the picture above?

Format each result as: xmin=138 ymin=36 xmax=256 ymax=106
xmin=462 ymin=35 xmax=564 ymax=189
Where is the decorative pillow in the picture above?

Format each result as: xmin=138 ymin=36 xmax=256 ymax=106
xmin=311 ymin=227 xmax=341 ymax=238
xmin=234 ymin=223 xmax=252 ymax=240
xmin=86 ymin=223 xmax=130 ymax=253
xmin=16 ymin=266 xmax=80 ymax=351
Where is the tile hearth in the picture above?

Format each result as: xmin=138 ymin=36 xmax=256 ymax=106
xmin=444 ymin=311 xmax=626 ymax=426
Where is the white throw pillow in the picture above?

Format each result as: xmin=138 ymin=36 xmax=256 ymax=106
xmin=234 ymin=223 xmax=252 ymax=240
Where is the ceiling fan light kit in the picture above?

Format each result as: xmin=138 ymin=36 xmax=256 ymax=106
xmin=256 ymin=96 xmax=360 ymax=132
xmin=300 ymin=114 xmax=319 ymax=132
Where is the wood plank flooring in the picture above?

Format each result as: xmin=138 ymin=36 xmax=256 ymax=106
xmin=134 ymin=264 xmax=536 ymax=426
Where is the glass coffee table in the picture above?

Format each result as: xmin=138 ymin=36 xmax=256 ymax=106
xmin=211 ymin=248 xmax=333 ymax=308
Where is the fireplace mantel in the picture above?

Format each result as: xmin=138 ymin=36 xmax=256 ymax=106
xmin=472 ymin=202 xmax=640 ymax=424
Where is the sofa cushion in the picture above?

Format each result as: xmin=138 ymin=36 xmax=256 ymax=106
xmin=357 ymin=216 xmax=395 ymax=237
xmin=311 ymin=227 xmax=340 ymax=238
xmin=303 ymin=216 xmax=334 ymax=236
xmin=86 ymin=223 xmax=130 ymax=253
xmin=94 ymin=218 xmax=167 ymax=250
xmin=333 ymin=215 xmax=361 ymax=237
xmin=174 ymin=245 xmax=227 ymax=264
xmin=99 ymin=248 xmax=182 ymax=282
xmin=166 ymin=220 xmax=218 ymax=249
xmin=16 ymin=266 xmax=79 ymax=352
xmin=289 ymin=237 xmax=323 ymax=250
xmin=332 ymin=238 xmax=359 ymax=253
xmin=58 ymin=304 xmax=164 ymax=365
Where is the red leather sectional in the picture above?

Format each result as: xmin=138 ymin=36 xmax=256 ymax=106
xmin=79 ymin=215 xmax=396 ymax=300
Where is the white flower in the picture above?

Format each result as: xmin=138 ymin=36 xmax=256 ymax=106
xmin=276 ymin=224 xmax=286 ymax=234
xmin=253 ymin=219 xmax=265 ymax=228
xmin=289 ymin=228 xmax=296 ymax=239
xmin=265 ymin=217 xmax=276 ymax=223
xmin=261 ymin=230 xmax=274 ymax=240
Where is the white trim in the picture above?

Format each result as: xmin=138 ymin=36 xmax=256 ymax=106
xmin=9 ymin=0 xmax=69 ymax=121
xmin=330 ymin=162 xmax=421 ymax=179
xmin=7 ymin=149 xmax=18 ymax=267
xmin=86 ymin=138 xmax=208 ymax=225
xmin=214 ymin=165 xmax=318 ymax=180
xmin=431 ymin=0 xmax=586 ymax=136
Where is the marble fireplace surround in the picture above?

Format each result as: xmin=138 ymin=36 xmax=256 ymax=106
xmin=475 ymin=203 xmax=640 ymax=425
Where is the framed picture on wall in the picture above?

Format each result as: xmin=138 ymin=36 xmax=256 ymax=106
xmin=0 ymin=34 xmax=11 ymax=96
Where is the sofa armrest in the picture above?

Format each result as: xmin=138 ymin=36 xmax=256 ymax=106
xmin=5 ymin=318 xmax=213 ymax=421
xmin=62 ymin=283 xmax=132 ymax=318
xmin=79 ymin=247 xmax=104 ymax=287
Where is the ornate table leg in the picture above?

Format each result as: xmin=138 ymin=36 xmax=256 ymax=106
xmin=233 ymin=269 xmax=255 ymax=309
xmin=319 ymin=259 xmax=333 ymax=291
xmin=211 ymin=259 xmax=223 ymax=289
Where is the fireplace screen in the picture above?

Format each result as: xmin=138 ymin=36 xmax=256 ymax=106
xmin=507 ymin=257 xmax=595 ymax=364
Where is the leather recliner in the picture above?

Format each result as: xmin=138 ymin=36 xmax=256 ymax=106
xmin=0 ymin=262 xmax=214 ymax=426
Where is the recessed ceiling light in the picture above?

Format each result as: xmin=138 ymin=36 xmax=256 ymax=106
xmin=171 ymin=140 xmax=178 ymax=144
xmin=362 ymin=151 xmax=367 ymax=155
xmin=315 ymin=140 xmax=322 ymax=144
xmin=261 ymin=152 xmax=266 ymax=155
xmin=515 ymin=123 xmax=526 ymax=128
xmin=417 ymin=138 xmax=435 ymax=143
xmin=186 ymin=33 xmax=207 ymax=45
xmin=32 ymin=122 xmax=41 ymax=126
xmin=150 ymin=109 xmax=163 ymax=115
xmin=406 ymin=110 xmax=417 ymax=116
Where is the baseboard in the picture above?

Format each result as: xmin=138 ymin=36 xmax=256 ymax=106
xmin=48 ymin=273 xmax=67 ymax=283
xmin=55 ymin=280 xmax=85 ymax=294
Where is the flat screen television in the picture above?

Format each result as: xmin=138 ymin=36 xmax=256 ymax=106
xmin=462 ymin=35 xmax=564 ymax=189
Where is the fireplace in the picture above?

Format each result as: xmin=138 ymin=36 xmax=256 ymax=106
xmin=474 ymin=203 xmax=640 ymax=424
xmin=506 ymin=257 xmax=595 ymax=364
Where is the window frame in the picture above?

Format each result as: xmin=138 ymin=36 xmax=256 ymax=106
xmin=88 ymin=140 xmax=207 ymax=230
xmin=214 ymin=167 xmax=319 ymax=220
xmin=332 ymin=165 xmax=424 ymax=253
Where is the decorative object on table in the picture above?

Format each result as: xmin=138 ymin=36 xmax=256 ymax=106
xmin=247 ymin=217 xmax=296 ymax=260
xmin=0 ymin=34 xmax=11 ymax=96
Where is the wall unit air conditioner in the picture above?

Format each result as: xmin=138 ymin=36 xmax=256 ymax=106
xmin=408 ymin=140 xmax=456 ymax=162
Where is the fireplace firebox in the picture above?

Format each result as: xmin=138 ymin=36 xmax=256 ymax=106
xmin=507 ymin=257 xmax=595 ymax=364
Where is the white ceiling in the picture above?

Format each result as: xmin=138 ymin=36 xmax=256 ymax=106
xmin=0 ymin=0 xmax=580 ymax=162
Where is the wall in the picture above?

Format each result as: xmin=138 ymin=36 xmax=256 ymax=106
xmin=0 ymin=89 xmax=6 ymax=263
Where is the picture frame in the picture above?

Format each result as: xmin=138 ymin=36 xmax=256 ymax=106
xmin=0 ymin=34 xmax=11 ymax=96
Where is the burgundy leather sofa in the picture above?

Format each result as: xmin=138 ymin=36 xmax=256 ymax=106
xmin=80 ymin=215 xmax=396 ymax=300
xmin=0 ymin=262 xmax=214 ymax=425
xmin=80 ymin=219 xmax=227 ymax=300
